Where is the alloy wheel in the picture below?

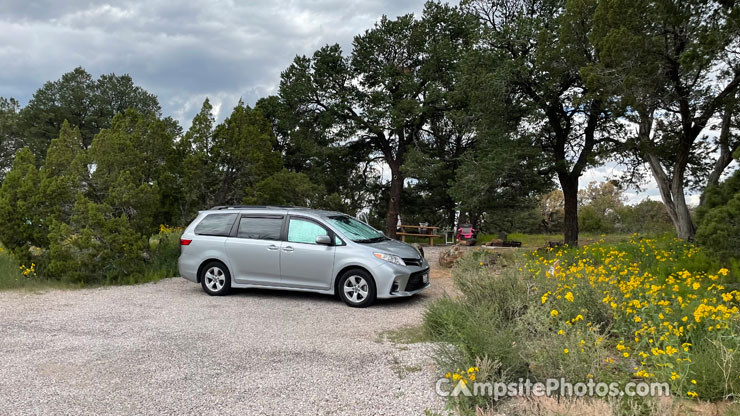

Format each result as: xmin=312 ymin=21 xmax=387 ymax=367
xmin=343 ymin=275 xmax=369 ymax=304
xmin=204 ymin=266 xmax=225 ymax=292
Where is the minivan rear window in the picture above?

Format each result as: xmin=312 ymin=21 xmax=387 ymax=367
xmin=237 ymin=217 xmax=283 ymax=240
xmin=194 ymin=213 xmax=237 ymax=236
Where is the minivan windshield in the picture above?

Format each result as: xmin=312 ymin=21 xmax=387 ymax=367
xmin=327 ymin=215 xmax=388 ymax=243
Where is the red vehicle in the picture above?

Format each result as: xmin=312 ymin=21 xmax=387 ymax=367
xmin=456 ymin=224 xmax=477 ymax=245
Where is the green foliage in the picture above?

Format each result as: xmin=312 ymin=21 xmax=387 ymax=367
xmin=0 ymin=244 xmax=27 ymax=289
xmin=688 ymin=337 xmax=740 ymax=401
xmin=696 ymin=169 xmax=740 ymax=261
xmin=579 ymin=205 xmax=615 ymax=233
xmin=143 ymin=229 xmax=181 ymax=283
xmin=0 ymin=97 xmax=22 ymax=182
xmin=87 ymin=110 xmax=182 ymax=234
xmin=20 ymin=67 xmax=161 ymax=157
xmin=39 ymin=121 xmax=85 ymax=229
xmin=178 ymin=100 xmax=284 ymax=212
xmin=179 ymin=98 xmax=218 ymax=217
xmin=277 ymin=2 xmax=476 ymax=233
xmin=461 ymin=0 xmax=620 ymax=245
xmin=0 ymin=243 xmax=72 ymax=290
xmin=539 ymin=183 xmax=674 ymax=235
xmin=424 ymin=254 xmax=530 ymax=381
xmin=210 ymin=101 xmax=282 ymax=205
xmin=47 ymin=195 xmax=148 ymax=284
xmin=588 ymin=0 xmax=740 ymax=239
xmin=618 ymin=200 xmax=675 ymax=235
xmin=0 ymin=148 xmax=45 ymax=253
xmin=0 ymin=107 xmax=184 ymax=285
xmin=258 ymin=93 xmax=379 ymax=216
xmin=450 ymin=133 xmax=551 ymax=232
xmin=243 ymin=169 xmax=320 ymax=206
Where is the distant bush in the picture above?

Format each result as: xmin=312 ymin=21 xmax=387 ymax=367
xmin=696 ymin=169 xmax=740 ymax=262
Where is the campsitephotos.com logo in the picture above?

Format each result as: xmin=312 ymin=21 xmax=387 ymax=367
xmin=436 ymin=369 xmax=670 ymax=401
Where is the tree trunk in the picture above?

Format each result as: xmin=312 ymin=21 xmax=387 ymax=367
xmin=560 ymin=174 xmax=579 ymax=247
xmin=703 ymin=100 xmax=735 ymax=199
xmin=646 ymin=153 xmax=696 ymax=240
xmin=385 ymin=161 xmax=403 ymax=239
xmin=672 ymin=185 xmax=695 ymax=239
xmin=671 ymin=161 xmax=695 ymax=239
xmin=447 ymin=207 xmax=456 ymax=231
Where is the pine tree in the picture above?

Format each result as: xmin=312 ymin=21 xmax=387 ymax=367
xmin=0 ymin=148 xmax=44 ymax=253
xmin=47 ymin=193 xmax=147 ymax=284
xmin=39 ymin=121 xmax=85 ymax=228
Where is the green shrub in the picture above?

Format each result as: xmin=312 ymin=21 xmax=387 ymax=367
xmin=696 ymin=167 xmax=740 ymax=262
xmin=424 ymin=254 xmax=532 ymax=384
xmin=46 ymin=196 xmax=169 ymax=285
xmin=142 ymin=228 xmax=181 ymax=283
xmin=688 ymin=337 xmax=740 ymax=401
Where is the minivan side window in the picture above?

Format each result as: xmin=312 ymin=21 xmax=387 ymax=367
xmin=237 ymin=217 xmax=283 ymax=240
xmin=288 ymin=218 xmax=329 ymax=244
xmin=194 ymin=213 xmax=237 ymax=236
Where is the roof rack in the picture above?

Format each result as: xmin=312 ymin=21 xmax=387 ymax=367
xmin=209 ymin=205 xmax=306 ymax=210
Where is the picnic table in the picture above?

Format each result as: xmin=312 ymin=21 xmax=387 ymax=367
xmin=396 ymin=224 xmax=442 ymax=246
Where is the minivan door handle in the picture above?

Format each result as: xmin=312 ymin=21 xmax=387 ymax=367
xmin=267 ymin=244 xmax=279 ymax=251
xmin=282 ymin=246 xmax=294 ymax=253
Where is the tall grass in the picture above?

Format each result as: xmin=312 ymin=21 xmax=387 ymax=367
xmin=0 ymin=245 xmax=73 ymax=290
xmin=0 ymin=245 xmax=26 ymax=289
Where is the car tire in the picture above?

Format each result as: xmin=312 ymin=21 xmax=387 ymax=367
xmin=200 ymin=261 xmax=231 ymax=296
xmin=338 ymin=269 xmax=376 ymax=308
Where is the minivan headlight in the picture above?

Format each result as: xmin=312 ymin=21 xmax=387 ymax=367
xmin=374 ymin=252 xmax=406 ymax=266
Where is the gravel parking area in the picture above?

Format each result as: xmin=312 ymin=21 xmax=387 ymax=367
xmin=0 ymin=255 xmax=453 ymax=416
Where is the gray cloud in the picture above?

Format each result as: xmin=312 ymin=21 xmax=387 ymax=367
xmin=0 ymin=0 xmax=426 ymax=123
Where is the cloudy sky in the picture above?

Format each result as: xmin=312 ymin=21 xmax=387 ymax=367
xmin=1 ymin=0 xmax=429 ymax=120
xmin=0 ymin=0 xmax=696 ymax=205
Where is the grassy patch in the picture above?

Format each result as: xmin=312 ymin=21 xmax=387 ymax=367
xmin=0 ymin=245 xmax=76 ymax=290
xmin=378 ymin=324 xmax=429 ymax=344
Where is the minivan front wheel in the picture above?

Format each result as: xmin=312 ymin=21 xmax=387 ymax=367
xmin=338 ymin=269 xmax=376 ymax=308
xmin=200 ymin=261 xmax=231 ymax=296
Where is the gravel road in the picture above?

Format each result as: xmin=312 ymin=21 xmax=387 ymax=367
xmin=0 ymin=252 xmax=453 ymax=416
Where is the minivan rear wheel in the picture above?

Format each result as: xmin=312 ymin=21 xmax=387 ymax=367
xmin=200 ymin=261 xmax=231 ymax=296
xmin=338 ymin=269 xmax=376 ymax=308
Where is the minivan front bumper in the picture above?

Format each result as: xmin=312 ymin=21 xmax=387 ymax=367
xmin=370 ymin=261 xmax=431 ymax=299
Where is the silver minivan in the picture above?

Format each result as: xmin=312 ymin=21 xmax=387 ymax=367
xmin=178 ymin=206 xmax=430 ymax=307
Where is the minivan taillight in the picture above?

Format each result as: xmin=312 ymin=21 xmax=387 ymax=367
xmin=180 ymin=239 xmax=192 ymax=246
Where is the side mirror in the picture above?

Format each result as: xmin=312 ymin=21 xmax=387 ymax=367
xmin=315 ymin=235 xmax=332 ymax=245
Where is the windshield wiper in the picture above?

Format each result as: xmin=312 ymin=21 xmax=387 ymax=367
xmin=356 ymin=236 xmax=387 ymax=243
